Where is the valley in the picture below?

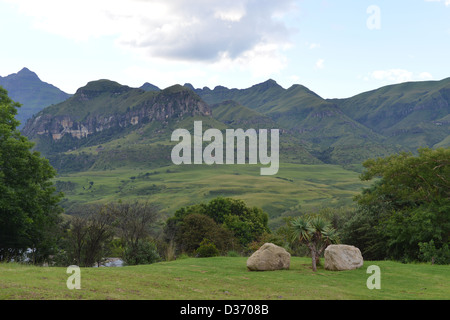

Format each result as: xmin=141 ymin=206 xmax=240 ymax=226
xmin=54 ymin=163 xmax=369 ymax=230
xmin=2 ymin=68 xmax=448 ymax=230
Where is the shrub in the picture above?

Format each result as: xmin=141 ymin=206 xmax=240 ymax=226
xmin=123 ymin=239 xmax=160 ymax=265
xmin=195 ymin=239 xmax=219 ymax=258
xmin=419 ymin=240 xmax=450 ymax=265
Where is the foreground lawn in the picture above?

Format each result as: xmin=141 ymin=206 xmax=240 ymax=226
xmin=0 ymin=257 xmax=448 ymax=300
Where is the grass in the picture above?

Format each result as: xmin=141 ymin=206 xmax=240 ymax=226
xmin=1 ymin=257 xmax=448 ymax=300
xmin=54 ymin=163 xmax=369 ymax=229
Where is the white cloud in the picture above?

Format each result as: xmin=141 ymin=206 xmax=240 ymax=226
xmin=5 ymin=0 xmax=295 ymax=65
xmin=315 ymin=59 xmax=325 ymax=69
xmin=367 ymin=69 xmax=433 ymax=83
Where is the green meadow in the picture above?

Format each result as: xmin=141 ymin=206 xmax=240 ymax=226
xmin=55 ymin=163 xmax=369 ymax=228
xmin=1 ymin=257 xmax=448 ymax=300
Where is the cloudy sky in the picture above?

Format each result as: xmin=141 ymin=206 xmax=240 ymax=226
xmin=0 ymin=0 xmax=449 ymax=98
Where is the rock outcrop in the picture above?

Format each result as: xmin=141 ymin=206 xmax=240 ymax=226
xmin=247 ymin=243 xmax=290 ymax=271
xmin=324 ymin=244 xmax=363 ymax=271
xmin=22 ymin=82 xmax=211 ymax=141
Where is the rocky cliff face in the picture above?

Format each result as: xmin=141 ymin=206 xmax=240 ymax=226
xmin=22 ymin=84 xmax=211 ymax=141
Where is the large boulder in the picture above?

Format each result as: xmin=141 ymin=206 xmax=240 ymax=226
xmin=247 ymin=243 xmax=290 ymax=271
xmin=324 ymin=244 xmax=364 ymax=271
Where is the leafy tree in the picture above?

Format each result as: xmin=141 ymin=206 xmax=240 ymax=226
xmin=164 ymin=197 xmax=270 ymax=254
xmin=290 ymin=215 xmax=339 ymax=271
xmin=340 ymin=200 xmax=390 ymax=260
xmin=351 ymin=148 xmax=449 ymax=262
xmin=0 ymin=87 xmax=63 ymax=263
xmin=174 ymin=213 xmax=235 ymax=255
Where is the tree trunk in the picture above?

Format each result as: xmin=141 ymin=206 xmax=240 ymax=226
xmin=311 ymin=247 xmax=317 ymax=272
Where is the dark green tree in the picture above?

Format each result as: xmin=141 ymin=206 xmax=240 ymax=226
xmin=174 ymin=213 xmax=235 ymax=255
xmin=347 ymin=148 xmax=449 ymax=263
xmin=0 ymin=87 xmax=63 ymax=263
xmin=164 ymin=197 xmax=270 ymax=254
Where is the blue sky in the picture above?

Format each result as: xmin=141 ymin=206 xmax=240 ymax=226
xmin=0 ymin=0 xmax=449 ymax=98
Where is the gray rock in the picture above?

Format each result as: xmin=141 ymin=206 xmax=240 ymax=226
xmin=324 ymin=244 xmax=363 ymax=271
xmin=247 ymin=243 xmax=290 ymax=271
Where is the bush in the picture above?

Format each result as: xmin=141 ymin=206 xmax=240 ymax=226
xmin=419 ymin=240 xmax=450 ymax=265
xmin=173 ymin=213 xmax=235 ymax=255
xmin=195 ymin=239 xmax=219 ymax=258
xmin=123 ymin=239 xmax=160 ymax=265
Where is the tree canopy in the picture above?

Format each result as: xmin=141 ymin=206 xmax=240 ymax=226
xmin=0 ymin=86 xmax=63 ymax=263
xmin=342 ymin=148 xmax=449 ymax=263
xmin=164 ymin=197 xmax=270 ymax=255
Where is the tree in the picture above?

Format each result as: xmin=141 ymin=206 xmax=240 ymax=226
xmin=0 ymin=87 xmax=63 ymax=263
xmin=290 ymin=215 xmax=339 ymax=271
xmin=110 ymin=201 xmax=159 ymax=250
xmin=165 ymin=197 xmax=270 ymax=251
xmin=64 ymin=204 xmax=115 ymax=267
xmin=353 ymin=148 xmax=449 ymax=262
xmin=109 ymin=200 xmax=160 ymax=265
xmin=340 ymin=199 xmax=389 ymax=260
xmin=174 ymin=213 xmax=235 ymax=255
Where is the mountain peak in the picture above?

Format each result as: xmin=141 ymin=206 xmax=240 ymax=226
xmin=77 ymin=79 xmax=127 ymax=92
xmin=264 ymin=79 xmax=278 ymax=85
xmin=161 ymin=84 xmax=199 ymax=96
xmin=14 ymin=67 xmax=40 ymax=80
xmin=183 ymin=83 xmax=195 ymax=90
xmin=140 ymin=82 xmax=160 ymax=92
xmin=251 ymin=79 xmax=283 ymax=92
xmin=18 ymin=67 xmax=33 ymax=73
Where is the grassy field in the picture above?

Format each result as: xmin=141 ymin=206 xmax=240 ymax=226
xmin=1 ymin=257 xmax=448 ymax=300
xmin=55 ymin=163 xmax=369 ymax=229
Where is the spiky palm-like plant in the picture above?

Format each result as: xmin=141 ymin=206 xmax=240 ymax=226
xmin=290 ymin=216 xmax=339 ymax=271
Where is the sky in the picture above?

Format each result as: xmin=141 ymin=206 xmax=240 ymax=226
xmin=0 ymin=0 xmax=449 ymax=99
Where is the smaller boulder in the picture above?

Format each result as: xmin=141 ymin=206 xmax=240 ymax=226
xmin=324 ymin=244 xmax=363 ymax=271
xmin=247 ymin=243 xmax=290 ymax=271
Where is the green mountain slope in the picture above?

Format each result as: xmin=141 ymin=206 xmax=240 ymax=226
xmin=194 ymin=79 xmax=286 ymax=110
xmin=24 ymin=75 xmax=450 ymax=172
xmin=329 ymin=78 xmax=450 ymax=150
xmin=194 ymin=80 xmax=401 ymax=165
xmin=0 ymin=68 xmax=71 ymax=128
xmin=210 ymin=100 xmax=277 ymax=128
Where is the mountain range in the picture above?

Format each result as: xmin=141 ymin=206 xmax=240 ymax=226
xmin=0 ymin=68 xmax=72 ymax=128
xmin=1 ymin=67 xmax=447 ymax=174
xmin=4 ymin=67 xmax=448 ymax=221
